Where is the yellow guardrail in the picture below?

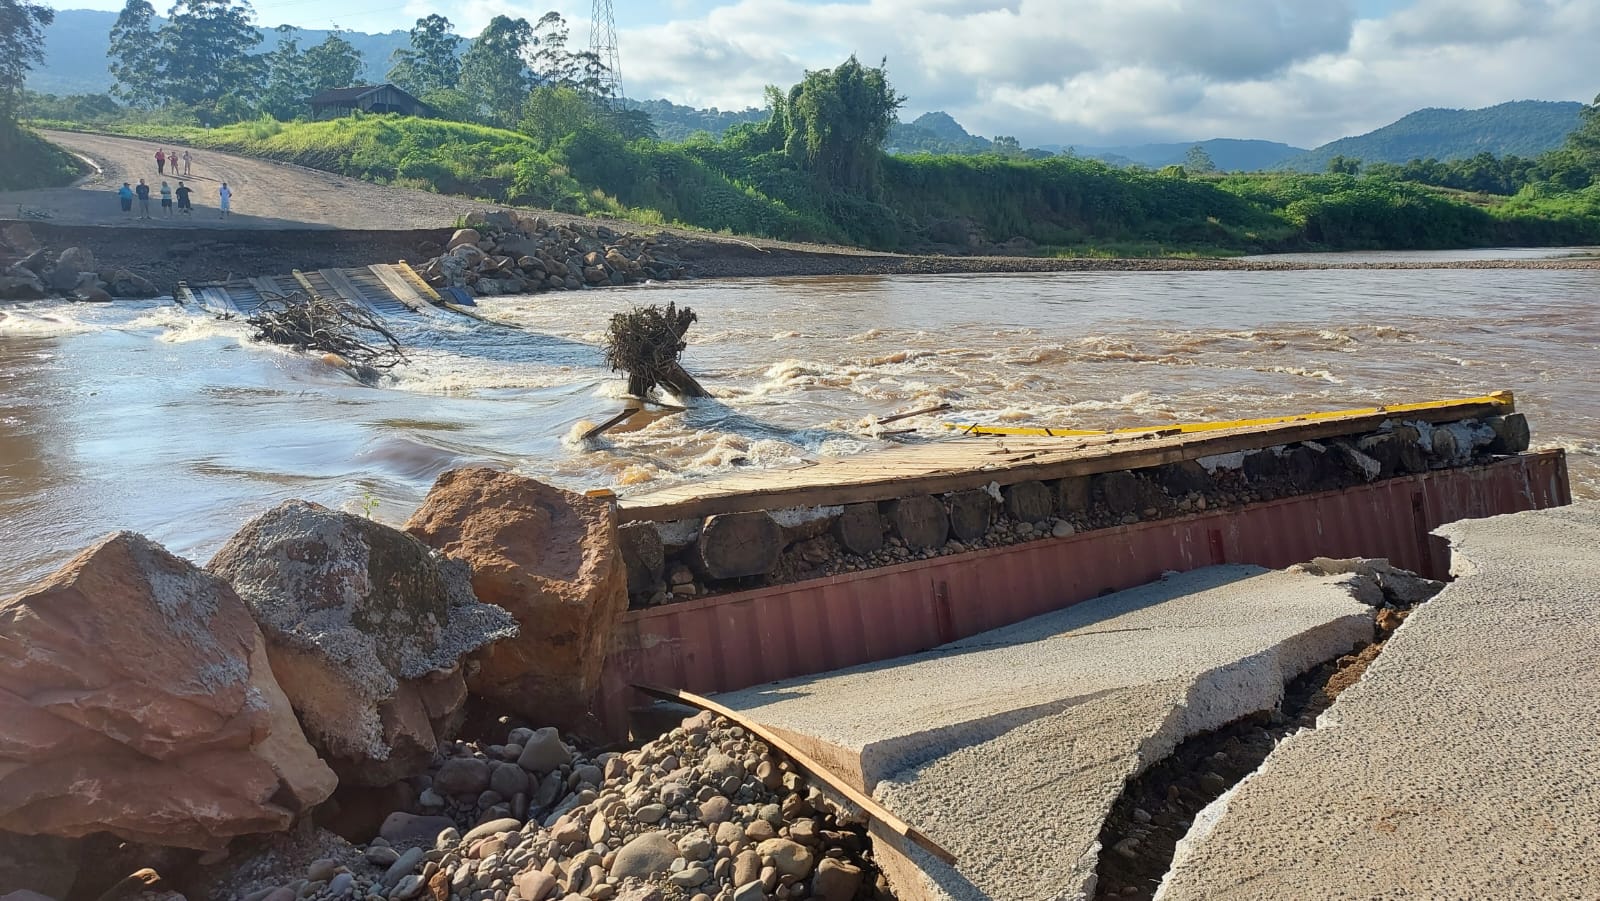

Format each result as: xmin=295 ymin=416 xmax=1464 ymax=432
xmin=942 ymin=392 xmax=1514 ymax=437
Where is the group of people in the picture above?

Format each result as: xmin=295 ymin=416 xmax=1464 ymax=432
xmin=118 ymin=179 xmax=195 ymax=219
xmin=155 ymin=147 xmax=192 ymax=177
xmin=116 ymin=145 xmax=234 ymax=220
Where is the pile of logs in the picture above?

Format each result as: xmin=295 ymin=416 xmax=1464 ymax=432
xmin=416 ymin=210 xmax=690 ymax=297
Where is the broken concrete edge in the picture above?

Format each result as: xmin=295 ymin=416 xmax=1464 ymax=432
xmin=1149 ymin=522 xmax=1476 ymax=900
xmin=616 ymin=413 xmax=1530 ymax=608
xmin=869 ymin=597 xmax=1375 ymax=901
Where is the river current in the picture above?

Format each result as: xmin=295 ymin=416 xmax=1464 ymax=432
xmin=3 ymin=255 xmax=1598 ymax=594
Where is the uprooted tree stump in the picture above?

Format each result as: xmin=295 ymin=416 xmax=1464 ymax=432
xmin=245 ymin=293 xmax=408 ymax=370
xmin=603 ymin=302 xmax=709 ymax=399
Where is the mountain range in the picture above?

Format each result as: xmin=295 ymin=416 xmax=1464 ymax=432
xmin=25 ymin=10 xmax=1588 ymax=171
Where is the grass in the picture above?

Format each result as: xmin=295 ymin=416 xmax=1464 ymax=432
xmin=0 ymin=125 xmax=85 ymax=191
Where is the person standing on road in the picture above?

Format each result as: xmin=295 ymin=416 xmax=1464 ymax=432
xmin=218 ymin=181 xmax=232 ymax=218
xmin=175 ymin=181 xmax=192 ymax=216
xmin=117 ymin=182 xmax=134 ymax=216
xmin=159 ymin=181 xmax=173 ymax=217
xmin=181 ymin=149 xmax=192 ymax=177
xmin=135 ymin=179 xmax=152 ymax=219
xmin=156 ymin=148 xmax=166 ymax=175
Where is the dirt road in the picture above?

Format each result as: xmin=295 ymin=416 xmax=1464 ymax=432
xmin=1 ymin=130 xmax=499 ymax=230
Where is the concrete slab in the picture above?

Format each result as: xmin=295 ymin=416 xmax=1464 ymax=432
xmin=1157 ymin=503 xmax=1600 ymax=900
xmin=715 ymin=564 xmax=1376 ymax=901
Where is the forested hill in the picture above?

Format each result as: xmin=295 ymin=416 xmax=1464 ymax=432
xmin=1282 ymin=100 xmax=1584 ymax=171
xmin=1082 ymin=139 xmax=1306 ymax=171
xmin=28 ymin=8 xmax=410 ymax=94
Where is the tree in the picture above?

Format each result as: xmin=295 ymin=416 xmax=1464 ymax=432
xmin=1327 ymin=155 xmax=1361 ymax=176
xmin=302 ymin=33 xmax=362 ymax=95
xmin=0 ymin=0 xmax=54 ymax=126
xmin=989 ymin=135 xmax=1024 ymax=158
xmin=388 ymin=14 xmax=460 ymax=96
xmin=107 ymin=0 xmax=162 ymax=108
xmin=1184 ymin=144 xmax=1217 ymax=173
xmin=159 ymin=0 xmax=264 ymax=107
xmin=459 ymin=15 xmax=532 ymax=126
xmin=1567 ymin=91 xmax=1600 ymax=177
xmin=520 ymin=84 xmax=599 ymax=149
xmin=772 ymin=55 xmax=904 ymax=193
xmin=258 ymin=25 xmax=307 ymax=119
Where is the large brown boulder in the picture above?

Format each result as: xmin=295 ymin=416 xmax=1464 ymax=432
xmin=0 ymin=533 xmax=336 ymax=850
xmin=405 ymin=468 xmax=627 ymax=729
xmin=209 ymin=501 xmax=517 ymax=786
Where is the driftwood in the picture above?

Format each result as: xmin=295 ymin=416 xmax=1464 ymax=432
xmin=245 ymin=293 xmax=408 ymax=369
xmin=603 ymin=302 xmax=710 ymax=399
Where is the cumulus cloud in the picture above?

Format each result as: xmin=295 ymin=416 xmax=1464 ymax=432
xmin=599 ymin=0 xmax=1599 ymax=147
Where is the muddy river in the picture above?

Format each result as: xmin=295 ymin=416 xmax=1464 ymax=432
xmin=3 ymin=253 xmax=1597 ymax=593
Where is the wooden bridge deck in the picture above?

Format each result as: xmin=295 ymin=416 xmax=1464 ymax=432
xmin=615 ymin=393 xmax=1514 ymax=522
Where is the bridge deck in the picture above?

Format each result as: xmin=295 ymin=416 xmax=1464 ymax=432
xmin=616 ymin=393 xmax=1514 ymax=522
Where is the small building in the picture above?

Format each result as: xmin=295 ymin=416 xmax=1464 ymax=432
xmin=308 ymin=83 xmax=433 ymax=119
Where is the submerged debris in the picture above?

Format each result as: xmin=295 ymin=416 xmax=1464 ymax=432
xmin=246 ymin=292 xmax=408 ymax=370
xmin=603 ymin=301 xmax=709 ymax=399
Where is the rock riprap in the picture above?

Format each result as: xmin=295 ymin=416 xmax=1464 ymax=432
xmin=0 ymin=532 xmax=336 ymax=849
xmin=405 ymin=468 xmax=627 ymax=731
xmin=330 ymin=710 xmax=891 ymax=901
xmin=210 ymin=500 xmax=518 ymax=785
xmin=418 ymin=210 xmax=688 ymax=297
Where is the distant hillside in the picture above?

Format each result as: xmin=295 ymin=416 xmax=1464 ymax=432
xmin=28 ymin=9 xmax=411 ymax=95
xmin=622 ymin=98 xmax=766 ymax=142
xmin=1282 ymin=100 xmax=1584 ymax=171
xmin=888 ymin=111 xmax=994 ymax=154
xmin=1081 ymin=138 xmax=1306 ymax=171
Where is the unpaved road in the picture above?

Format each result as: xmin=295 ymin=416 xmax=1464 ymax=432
xmin=1 ymin=130 xmax=500 ymax=230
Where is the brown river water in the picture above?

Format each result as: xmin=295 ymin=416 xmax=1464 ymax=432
xmin=3 ymin=249 xmax=1598 ymax=594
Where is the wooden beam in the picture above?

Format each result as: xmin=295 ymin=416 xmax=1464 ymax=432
xmin=290 ymin=269 xmax=321 ymax=300
xmin=617 ymin=397 xmax=1512 ymax=522
xmin=632 ymin=683 xmax=957 ymax=866
xmin=367 ymin=263 xmax=426 ymax=312
xmin=320 ymin=268 xmax=375 ymax=311
xmin=395 ymin=260 xmax=445 ymax=304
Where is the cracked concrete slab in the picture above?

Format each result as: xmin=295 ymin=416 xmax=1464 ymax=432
xmin=1157 ymin=503 xmax=1600 ymax=901
xmin=715 ymin=564 xmax=1375 ymax=901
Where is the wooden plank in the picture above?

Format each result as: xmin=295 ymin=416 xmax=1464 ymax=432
xmin=617 ymin=397 xmax=1514 ymax=522
xmin=945 ymin=392 xmax=1514 ymax=438
xmin=197 ymin=286 xmax=238 ymax=314
xmin=367 ymin=264 xmax=426 ymax=312
xmin=320 ymin=268 xmax=375 ymax=311
xmin=395 ymin=260 xmax=444 ymax=303
xmin=290 ymin=269 xmax=321 ymax=300
xmin=632 ymin=683 xmax=957 ymax=866
xmin=249 ymin=276 xmax=292 ymax=301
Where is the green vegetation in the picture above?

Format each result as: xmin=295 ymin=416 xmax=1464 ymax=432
xmin=16 ymin=0 xmax=1600 ymax=258
xmin=1 ymin=0 xmax=82 ymax=190
xmin=1281 ymin=100 xmax=1585 ymax=173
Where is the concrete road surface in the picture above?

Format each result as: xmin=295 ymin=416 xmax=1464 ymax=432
xmin=715 ymin=564 xmax=1376 ymax=901
xmin=1157 ymin=503 xmax=1600 ymax=900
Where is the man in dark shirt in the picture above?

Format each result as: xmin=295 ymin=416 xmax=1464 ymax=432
xmin=135 ymin=180 xmax=152 ymax=220
xmin=175 ymin=181 xmax=192 ymax=216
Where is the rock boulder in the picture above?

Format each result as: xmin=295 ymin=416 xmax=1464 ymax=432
xmin=209 ymin=501 xmax=517 ymax=785
xmin=405 ymin=468 xmax=627 ymax=730
xmin=0 ymin=533 xmax=336 ymax=850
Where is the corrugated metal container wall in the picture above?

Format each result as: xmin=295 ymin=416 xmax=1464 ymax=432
xmin=598 ymin=451 xmax=1569 ymax=735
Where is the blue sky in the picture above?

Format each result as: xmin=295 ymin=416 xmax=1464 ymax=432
xmin=60 ymin=0 xmax=1598 ymax=146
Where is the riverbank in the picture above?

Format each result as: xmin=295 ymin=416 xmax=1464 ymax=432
xmin=8 ymin=221 xmax=1600 ymax=297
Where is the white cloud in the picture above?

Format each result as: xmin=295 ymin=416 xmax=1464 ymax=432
xmin=604 ymin=0 xmax=1599 ymax=147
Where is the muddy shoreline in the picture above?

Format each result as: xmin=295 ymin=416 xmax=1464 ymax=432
xmin=11 ymin=221 xmax=1600 ymax=296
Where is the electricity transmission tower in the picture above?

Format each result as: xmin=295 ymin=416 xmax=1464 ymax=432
xmin=589 ymin=0 xmax=623 ymax=102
